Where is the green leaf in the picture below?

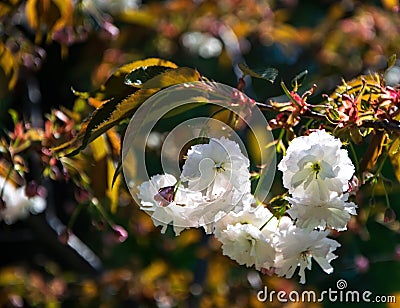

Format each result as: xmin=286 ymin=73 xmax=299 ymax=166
xmin=52 ymin=66 xmax=200 ymax=156
xmin=359 ymin=130 xmax=387 ymax=172
xmin=111 ymin=160 xmax=122 ymax=188
xmin=238 ymin=63 xmax=278 ymax=83
xmin=124 ymin=66 xmax=172 ymax=86
xmin=75 ymin=58 xmax=178 ymax=102
xmin=327 ymin=108 xmax=340 ymax=121
xmin=280 ymin=81 xmax=301 ymax=108
xmin=141 ymin=67 xmax=200 ymax=89
xmin=8 ymin=109 xmax=18 ymax=125
xmin=291 ymin=70 xmax=308 ymax=88
xmin=387 ymin=54 xmax=397 ymax=71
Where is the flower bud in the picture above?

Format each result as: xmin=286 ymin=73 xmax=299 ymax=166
xmin=384 ymin=208 xmax=396 ymax=223
xmin=154 ymin=186 xmax=175 ymax=207
xmin=112 ymin=225 xmax=128 ymax=243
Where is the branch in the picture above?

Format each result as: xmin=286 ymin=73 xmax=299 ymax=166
xmin=256 ymin=102 xmax=400 ymax=135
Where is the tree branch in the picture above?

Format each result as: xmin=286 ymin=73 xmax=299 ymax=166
xmin=256 ymin=102 xmax=400 ymax=135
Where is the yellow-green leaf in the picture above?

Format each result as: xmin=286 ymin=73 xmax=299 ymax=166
xmin=141 ymin=67 xmax=200 ymax=89
xmin=25 ymin=0 xmax=73 ymax=43
xmin=0 ymin=42 xmax=18 ymax=97
xmin=389 ymin=136 xmax=400 ymax=181
xmin=88 ymin=58 xmax=178 ymax=102
xmin=124 ymin=66 xmax=172 ymax=86
xmin=53 ymin=66 xmax=200 ymax=156
xmin=359 ymin=130 xmax=387 ymax=173
xmin=238 ymin=63 xmax=278 ymax=83
xmin=107 ymin=159 xmax=120 ymax=213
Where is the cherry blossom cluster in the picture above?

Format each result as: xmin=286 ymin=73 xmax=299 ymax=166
xmin=279 ymin=129 xmax=357 ymax=232
xmin=137 ymin=131 xmax=357 ymax=284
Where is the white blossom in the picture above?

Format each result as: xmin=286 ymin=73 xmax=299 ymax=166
xmin=218 ymin=222 xmax=276 ymax=270
xmin=213 ymin=199 xmax=277 ymax=238
xmin=0 ymin=177 xmax=46 ymax=225
xmin=274 ymin=225 xmax=340 ymax=284
xmin=190 ymin=188 xmax=249 ymax=234
xmin=278 ymin=130 xmax=354 ymax=201
xmin=286 ymin=193 xmax=357 ymax=231
xmin=181 ymin=137 xmax=250 ymax=197
xmin=137 ymin=174 xmax=199 ymax=235
xmin=137 ymin=174 xmax=246 ymax=235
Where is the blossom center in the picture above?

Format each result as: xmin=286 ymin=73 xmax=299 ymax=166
xmin=300 ymin=249 xmax=311 ymax=262
xmin=214 ymin=161 xmax=225 ymax=172
xmin=311 ymin=162 xmax=321 ymax=178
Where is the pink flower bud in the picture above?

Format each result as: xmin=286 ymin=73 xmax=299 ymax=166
xmin=154 ymin=186 xmax=175 ymax=207
xmin=354 ymin=255 xmax=369 ymax=273
xmin=25 ymin=181 xmax=38 ymax=197
xmin=384 ymin=208 xmax=396 ymax=223
xmin=112 ymin=225 xmax=128 ymax=243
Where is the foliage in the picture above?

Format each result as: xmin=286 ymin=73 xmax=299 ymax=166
xmin=1 ymin=0 xmax=400 ymax=307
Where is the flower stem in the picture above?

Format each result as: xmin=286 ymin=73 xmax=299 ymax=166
xmin=348 ymin=142 xmax=359 ymax=175
xmin=67 ymin=201 xmax=84 ymax=230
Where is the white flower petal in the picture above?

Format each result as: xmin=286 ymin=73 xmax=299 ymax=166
xmin=218 ymin=223 xmax=275 ymax=270
xmin=274 ymin=225 xmax=340 ymax=284
xmin=278 ymin=130 xmax=354 ymax=201
xmin=286 ymin=193 xmax=357 ymax=231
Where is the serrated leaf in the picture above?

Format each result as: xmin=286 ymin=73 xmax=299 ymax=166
xmin=111 ymin=160 xmax=122 ymax=188
xmin=124 ymin=66 xmax=172 ymax=86
xmin=52 ymin=66 xmax=200 ymax=156
xmin=89 ymin=58 xmax=178 ymax=102
xmin=238 ymin=63 xmax=278 ymax=83
xmin=330 ymin=75 xmax=381 ymax=100
xmin=107 ymin=159 xmax=120 ymax=213
xmin=141 ymin=67 xmax=200 ymax=89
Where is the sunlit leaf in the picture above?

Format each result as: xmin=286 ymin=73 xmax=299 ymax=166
xmin=90 ymin=135 xmax=108 ymax=162
xmin=0 ymin=42 xmax=19 ymax=96
xmin=389 ymin=136 xmax=400 ymax=156
xmin=111 ymin=160 xmax=122 ymax=188
xmin=387 ymin=54 xmax=397 ymax=71
xmin=140 ymin=67 xmax=200 ymax=89
xmin=0 ymin=0 xmax=22 ymax=18
xmin=118 ymin=9 xmax=158 ymax=28
xmin=359 ymin=130 xmax=387 ymax=172
xmin=26 ymin=0 xmax=73 ymax=43
xmin=349 ymin=126 xmax=363 ymax=144
xmin=113 ymin=58 xmax=177 ymax=77
xmin=107 ymin=159 xmax=120 ymax=213
xmin=330 ymin=75 xmax=381 ymax=100
xmin=53 ymin=66 xmax=200 ymax=156
xmin=238 ymin=63 xmax=278 ymax=83
xmin=382 ymin=0 xmax=399 ymax=10
xmin=141 ymin=260 xmax=168 ymax=285
xmin=80 ymin=58 xmax=178 ymax=102
xmin=327 ymin=108 xmax=340 ymax=121
xmin=389 ymin=136 xmax=400 ymax=181
xmin=124 ymin=66 xmax=172 ymax=86
xmin=106 ymin=128 xmax=121 ymax=157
